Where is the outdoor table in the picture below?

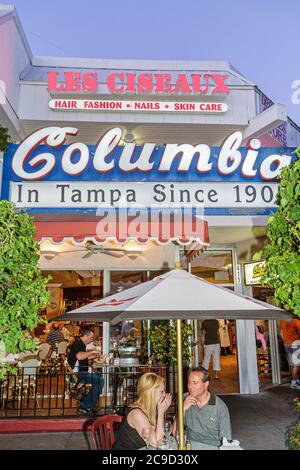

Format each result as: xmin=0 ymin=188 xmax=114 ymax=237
xmin=92 ymin=362 xmax=142 ymax=407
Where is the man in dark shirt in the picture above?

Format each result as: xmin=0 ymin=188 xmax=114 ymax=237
xmin=68 ymin=326 xmax=104 ymax=415
xmin=201 ymin=319 xmax=221 ymax=379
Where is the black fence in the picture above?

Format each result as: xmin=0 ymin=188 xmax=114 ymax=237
xmin=0 ymin=364 xmax=178 ymax=418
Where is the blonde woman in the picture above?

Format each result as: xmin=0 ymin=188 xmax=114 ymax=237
xmin=112 ymin=372 xmax=172 ymax=450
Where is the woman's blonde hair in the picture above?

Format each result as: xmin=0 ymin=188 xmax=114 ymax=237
xmin=132 ymin=372 xmax=164 ymax=425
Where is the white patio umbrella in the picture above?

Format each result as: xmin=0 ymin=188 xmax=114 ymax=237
xmin=58 ymin=269 xmax=290 ymax=449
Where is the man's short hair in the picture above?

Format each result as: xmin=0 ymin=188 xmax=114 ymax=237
xmin=80 ymin=326 xmax=94 ymax=337
xmin=188 ymin=367 xmax=210 ymax=383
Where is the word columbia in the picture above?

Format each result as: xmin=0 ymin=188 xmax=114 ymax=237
xmin=11 ymin=127 xmax=292 ymax=181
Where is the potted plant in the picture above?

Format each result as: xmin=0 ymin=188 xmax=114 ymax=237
xmin=149 ymin=321 xmax=192 ymax=365
xmin=149 ymin=321 xmax=193 ymax=393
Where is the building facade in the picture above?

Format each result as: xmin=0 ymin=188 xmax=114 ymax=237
xmin=1 ymin=5 xmax=299 ymax=393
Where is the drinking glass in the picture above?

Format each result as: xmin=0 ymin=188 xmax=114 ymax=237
xmin=186 ymin=440 xmax=192 ymax=450
xmin=158 ymin=438 xmax=169 ymax=450
xmin=164 ymin=421 xmax=172 ymax=438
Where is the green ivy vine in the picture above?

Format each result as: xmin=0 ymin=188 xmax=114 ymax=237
xmin=254 ymin=148 xmax=300 ymax=317
xmin=0 ymin=201 xmax=50 ymax=378
xmin=0 ymin=126 xmax=11 ymax=153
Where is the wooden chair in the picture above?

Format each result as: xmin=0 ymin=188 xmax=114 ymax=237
xmin=37 ymin=342 xmax=51 ymax=360
xmin=91 ymin=415 xmax=123 ymax=450
xmin=56 ymin=340 xmax=68 ymax=356
xmin=16 ymin=355 xmax=41 ymax=412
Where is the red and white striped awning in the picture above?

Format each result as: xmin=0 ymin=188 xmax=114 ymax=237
xmin=34 ymin=214 xmax=209 ymax=247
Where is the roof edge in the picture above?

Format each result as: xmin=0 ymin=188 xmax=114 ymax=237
xmin=0 ymin=4 xmax=33 ymax=62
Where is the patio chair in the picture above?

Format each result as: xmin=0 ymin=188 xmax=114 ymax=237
xmin=92 ymin=415 xmax=123 ymax=450
xmin=15 ymin=355 xmax=41 ymax=412
xmin=0 ymin=374 xmax=18 ymax=410
xmin=56 ymin=340 xmax=68 ymax=356
xmin=38 ymin=342 xmax=51 ymax=360
xmin=37 ymin=343 xmax=56 ymax=374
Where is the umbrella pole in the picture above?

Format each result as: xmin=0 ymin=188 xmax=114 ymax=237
xmin=176 ymin=318 xmax=185 ymax=450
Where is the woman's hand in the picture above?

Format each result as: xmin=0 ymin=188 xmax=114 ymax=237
xmin=157 ymin=393 xmax=172 ymax=415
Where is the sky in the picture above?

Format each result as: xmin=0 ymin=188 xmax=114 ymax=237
xmin=3 ymin=0 xmax=300 ymax=123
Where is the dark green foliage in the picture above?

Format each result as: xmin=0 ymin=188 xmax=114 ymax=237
xmin=149 ymin=321 xmax=192 ymax=365
xmin=0 ymin=201 xmax=50 ymax=378
xmin=0 ymin=126 xmax=11 ymax=152
xmin=255 ymin=148 xmax=300 ymax=317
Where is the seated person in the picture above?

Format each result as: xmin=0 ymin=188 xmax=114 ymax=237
xmin=60 ymin=323 xmax=72 ymax=343
xmin=67 ymin=326 xmax=104 ymax=416
xmin=112 ymin=372 xmax=172 ymax=450
xmin=47 ymin=322 xmax=64 ymax=348
xmin=256 ymin=326 xmax=268 ymax=351
xmin=173 ymin=367 xmax=232 ymax=450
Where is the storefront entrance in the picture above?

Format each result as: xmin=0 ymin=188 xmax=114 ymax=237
xmin=190 ymin=246 xmax=239 ymax=393
xmin=41 ymin=245 xmax=241 ymax=394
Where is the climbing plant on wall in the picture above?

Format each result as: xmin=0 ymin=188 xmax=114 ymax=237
xmin=0 ymin=201 xmax=50 ymax=379
xmin=0 ymin=125 xmax=11 ymax=152
xmin=254 ymin=148 xmax=300 ymax=317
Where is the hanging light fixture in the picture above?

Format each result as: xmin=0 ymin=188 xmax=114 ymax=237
xmin=123 ymin=132 xmax=135 ymax=143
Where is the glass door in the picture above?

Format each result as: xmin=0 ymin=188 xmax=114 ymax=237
xmin=190 ymin=246 xmax=239 ymax=393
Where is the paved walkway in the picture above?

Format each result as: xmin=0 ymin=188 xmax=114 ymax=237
xmin=0 ymin=384 xmax=298 ymax=450
xmin=221 ymin=384 xmax=299 ymax=450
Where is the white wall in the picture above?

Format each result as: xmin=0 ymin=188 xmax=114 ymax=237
xmin=38 ymin=241 xmax=176 ymax=271
xmin=18 ymin=81 xmax=256 ymax=128
xmin=0 ymin=6 xmax=32 ymax=140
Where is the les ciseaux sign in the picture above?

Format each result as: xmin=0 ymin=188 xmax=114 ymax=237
xmin=47 ymin=71 xmax=230 ymax=95
xmin=1 ymin=127 xmax=295 ymax=215
xmin=47 ymin=71 xmax=230 ymax=114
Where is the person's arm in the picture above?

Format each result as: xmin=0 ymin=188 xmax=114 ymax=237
xmin=156 ymin=393 xmax=172 ymax=443
xmin=296 ymin=320 xmax=300 ymax=337
xmin=218 ymin=404 xmax=232 ymax=444
xmin=127 ymin=409 xmax=156 ymax=446
xmin=172 ymin=394 xmax=197 ymax=436
xmin=128 ymin=394 xmax=172 ymax=447
xmin=76 ymin=350 xmax=100 ymax=361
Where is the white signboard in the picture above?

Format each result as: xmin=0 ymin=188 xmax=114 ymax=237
xmin=244 ymin=261 xmax=266 ymax=286
xmin=11 ymin=182 xmax=278 ymax=209
xmin=235 ymin=264 xmax=242 ymax=284
xmin=48 ymin=99 xmax=228 ymax=113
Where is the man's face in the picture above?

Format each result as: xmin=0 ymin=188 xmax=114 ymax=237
xmin=83 ymin=332 xmax=94 ymax=345
xmin=188 ymin=372 xmax=208 ymax=399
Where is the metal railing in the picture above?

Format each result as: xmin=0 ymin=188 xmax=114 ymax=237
xmin=0 ymin=364 xmax=178 ymax=418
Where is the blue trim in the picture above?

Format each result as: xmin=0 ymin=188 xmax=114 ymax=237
xmin=1 ymin=144 xmax=296 ymax=190
xmin=14 ymin=207 xmax=276 ymax=216
xmin=1 ymin=142 xmax=294 ymax=218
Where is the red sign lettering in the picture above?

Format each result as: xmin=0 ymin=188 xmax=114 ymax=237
xmin=48 ymin=72 xmax=98 ymax=92
xmin=47 ymin=71 xmax=229 ymax=95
